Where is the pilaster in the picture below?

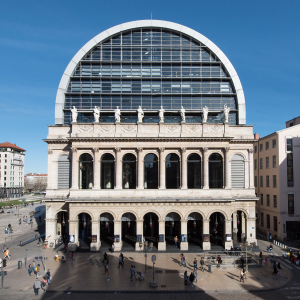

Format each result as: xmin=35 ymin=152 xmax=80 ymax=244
xmin=225 ymin=147 xmax=231 ymax=189
xmin=71 ymin=148 xmax=79 ymax=189
xmin=203 ymin=148 xmax=209 ymax=189
xmin=158 ymin=220 xmax=166 ymax=251
xmin=159 ymin=148 xmax=166 ymax=189
xmin=115 ymin=148 xmax=122 ymax=189
xmin=113 ymin=220 xmax=122 ymax=251
xmin=90 ymin=220 xmax=101 ymax=251
xmin=135 ymin=220 xmax=144 ymax=251
xmin=93 ymin=148 xmax=101 ymax=189
xmin=180 ymin=219 xmax=188 ymax=250
xmin=202 ymin=219 xmax=211 ymax=250
xmin=181 ymin=148 xmax=188 ymax=189
xmin=137 ymin=148 xmax=144 ymax=189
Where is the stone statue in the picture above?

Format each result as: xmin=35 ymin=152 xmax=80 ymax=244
xmin=93 ymin=106 xmax=100 ymax=123
xmin=223 ymin=104 xmax=230 ymax=123
xmin=180 ymin=106 xmax=185 ymax=122
xmin=202 ymin=106 xmax=208 ymax=123
xmin=159 ymin=106 xmax=165 ymax=123
xmin=71 ymin=106 xmax=78 ymax=123
xmin=114 ymin=106 xmax=121 ymax=123
xmin=137 ymin=106 xmax=144 ymax=123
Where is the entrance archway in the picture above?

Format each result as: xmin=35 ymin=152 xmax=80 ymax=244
xmin=187 ymin=212 xmax=203 ymax=247
xmin=122 ymin=212 xmax=136 ymax=249
xmin=100 ymin=213 xmax=114 ymax=247
xmin=143 ymin=212 xmax=159 ymax=249
xmin=209 ymin=212 xmax=225 ymax=249
xmin=78 ymin=213 xmax=92 ymax=249
xmin=56 ymin=211 xmax=69 ymax=245
xmin=165 ymin=212 xmax=181 ymax=247
xmin=232 ymin=211 xmax=247 ymax=242
xmin=79 ymin=153 xmax=93 ymax=189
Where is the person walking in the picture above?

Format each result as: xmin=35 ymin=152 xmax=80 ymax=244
xmin=34 ymin=278 xmax=41 ymax=295
xmin=46 ymin=269 xmax=51 ymax=285
xmin=184 ymin=271 xmax=188 ymax=285
xmin=118 ymin=254 xmax=123 ymax=269
xmin=194 ymin=267 xmax=198 ymax=283
xmin=132 ymin=266 xmax=137 ymax=281
xmin=36 ymin=264 xmax=41 ymax=277
xmin=277 ymin=262 xmax=282 ymax=276
xmin=103 ymin=252 xmax=108 ymax=264
xmin=200 ymin=257 xmax=205 ymax=272
xmin=28 ymin=264 xmax=33 ymax=276
xmin=121 ymin=253 xmax=124 ymax=267
xmin=182 ymin=255 xmax=186 ymax=267
xmin=19 ymin=218 xmax=22 ymax=225
xmin=272 ymin=261 xmax=278 ymax=276
xmin=216 ymin=255 xmax=221 ymax=268
xmin=241 ymin=255 xmax=244 ymax=269
xmin=174 ymin=236 xmax=178 ymax=248
xmin=103 ymin=264 xmax=110 ymax=280
xmin=240 ymin=269 xmax=245 ymax=282
xmin=41 ymin=276 xmax=47 ymax=292
xmin=4 ymin=248 xmax=11 ymax=259
xmin=2 ymin=245 xmax=6 ymax=254
xmin=189 ymin=271 xmax=195 ymax=287
xmin=193 ymin=258 xmax=197 ymax=269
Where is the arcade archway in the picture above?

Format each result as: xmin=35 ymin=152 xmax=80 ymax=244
xmin=209 ymin=212 xmax=225 ymax=248
xmin=100 ymin=213 xmax=114 ymax=247
xmin=143 ymin=212 xmax=159 ymax=249
xmin=122 ymin=212 xmax=136 ymax=249
xmin=56 ymin=211 xmax=69 ymax=245
xmin=165 ymin=212 xmax=181 ymax=247
xmin=78 ymin=213 xmax=92 ymax=249
xmin=187 ymin=212 xmax=203 ymax=247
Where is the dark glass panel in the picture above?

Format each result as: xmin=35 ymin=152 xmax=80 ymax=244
xmin=209 ymin=153 xmax=223 ymax=188
xmin=166 ymin=153 xmax=180 ymax=189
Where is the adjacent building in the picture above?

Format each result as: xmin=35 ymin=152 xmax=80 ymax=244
xmin=24 ymin=173 xmax=48 ymax=192
xmin=0 ymin=142 xmax=25 ymax=198
xmin=44 ymin=20 xmax=257 ymax=251
xmin=254 ymin=117 xmax=300 ymax=241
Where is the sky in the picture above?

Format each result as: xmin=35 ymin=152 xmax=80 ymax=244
xmin=1 ymin=0 xmax=300 ymax=174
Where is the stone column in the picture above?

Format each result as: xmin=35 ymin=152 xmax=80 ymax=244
xmin=47 ymin=150 xmax=56 ymax=189
xmin=159 ymin=148 xmax=166 ymax=189
xmin=246 ymin=218 xmax=257 ymax=244
xmin=137 ymin=148 xmax=144 ymax=189
xmin=225 ymin=147 xmax=231 ymax=189
xmin=90 ymin=220 xmax=101 ymax=251
xmin=158 ymin=220 xmax=166 ymax=250
xmin=71 ymin=148 xmax=79 ymax=189
xmin=93 ymin=148 xmax=101 ymax=189
xmin=203 ymin=148 xmax=209 ymax=189
xmin=180 ymin=219 xmax=188 ymax=250
xmin=241 ymin=213 xmax=246 ymax=241
xmin=115 ymin=148 xmax=122 ymax=189
xmin=45 ymin=218 xmax=57 ymax=246
xmin=135 ymin=220 xmax=144 ymax=251
xmin=232 ymin=211 xmax=238 ymax=241
xmin=224 ymin=219 xmax=233 ymax=249
xmin=202 ymin=219 xmax=211 ymax=250
xmin=181 ymin=148 xmax=188 ymax=189
xmin=113 ymin=220 xmax=122 ymax=251
xmin=68 ymin=219 xmax=79 ymax=251
xmin=248 ymin=149 xmax=255 ymax=189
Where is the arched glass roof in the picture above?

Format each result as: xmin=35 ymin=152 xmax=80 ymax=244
xmin=55 ymin=20 xmax=245 ymax=125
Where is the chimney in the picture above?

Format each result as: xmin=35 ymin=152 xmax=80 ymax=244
xmin=254 ymin=133 xmax=259 ymax=140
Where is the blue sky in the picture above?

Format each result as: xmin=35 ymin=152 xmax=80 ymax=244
xmin=1 ymin=0 xmax=300 ymax=174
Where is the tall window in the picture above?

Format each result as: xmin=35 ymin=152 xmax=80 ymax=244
xmin=144 ymin=153 xmax=158 ymax=189
xmin=254 ymin=159 xmax=257 ymax=170
xmin=101 ymin=154 xmax=115 ymax=189
xmin=260 ymin=176 xmax=263 ymax=187
xmin=231 ymin=154 xmax=245 ymax=188
xmin=79 ymin=153 xmax=93 ymax=189
xmin=166 ymin=153 xmax=180 ymax=189
xmin=266 ymin=194 xmax=270 ymax=206
xmin=254 ymin=176 xmax=257 ymax=187
xmin=57 ymin=154 xmax=71 ymax=189
xmin=260 ymin=194 xmax=263 ymax=205
xmin=260 ymin=144 xmax=263 ymax=152
xmin=261 ymin=212 xmax=264 ymax=226
xmin=260 ymin=158 xmax=263 ymax=169
xmin=266 ymin=214 xmax=270 ymax=229
xmin=288 ymin=194 xmax=294 ymax=214
xmin=209 ymin=153 xmax=223 ymax=188
xmin=273 ymin=216 xmax=277 ymax=232
xmin=273 ymin=195 xmax=277 ymax=208
xmin=254 ymin=146 xmax=257 ymax=153
xmin=273 ymin=175 xmax=277 ymax=187
xmin=266 ymin=175 xmax=269 ymax=187
xmin=122 ymin=154 xmax=136 ymax=189
xmin=287 ymin=138 xmax=293 ymax=151
xmin=287 ymin=138 xmax=294 ymax=187
xmin=187 ymin=153 xmax=201 ymax=189
xmin=273 ymin=155 xmax=276 ymax=168
xmin=266 ymin=142 xmax=269 ymax=150
xmin=272 ymin=139 xmax=276 ymax=148
xmin=266 ymin=157 xmax=269 ymax=168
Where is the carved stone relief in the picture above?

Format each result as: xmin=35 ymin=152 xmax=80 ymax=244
xmin=99 ymin=125 xmax=114 ymax=133
xmin=165 ymin=125 xmax=180 ymax=133
xmin=186 ymin=125 xmax=201 ymax=132
xmin=207 ymin=124 xmax=224 ymax=133
xmin=122 ymin=125 xmax=137 ymax=133
xmin=78 ymin=126 xmax=93 ymax=133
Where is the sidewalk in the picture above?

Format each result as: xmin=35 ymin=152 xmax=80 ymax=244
xmin=1 ymin=249 xmax=293 ymax=293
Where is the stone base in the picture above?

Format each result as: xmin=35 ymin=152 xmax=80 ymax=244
xmin=180 ymin=242 xmax=188 ymax=251
xmin=135 ymin=242 xmax=143 ymax=251
xmin=68 ymin=243 xmax=77 ymax=252
xmin=114 ymin=242 xmax=122 ymax=251
xmin=149 ymin=281 xmax=158 ymax=288
xmin=90 ymin=241 xmax=101 ymax=251
xmin=202 ymin=242 xmax=211 ymax=250
xmin=224 ymin=241 xmax=233 ymax=250
xmin=158 ymin=241 xmax=166 ymax=251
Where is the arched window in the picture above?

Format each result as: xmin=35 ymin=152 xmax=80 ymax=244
xmin=209 ymin=153 xmax=223 ymax=188
xmin=79 ymin=153 xmax=93 ymax=189
xmin=231 ymin=154 xmax=245 ymax=188
xmin=166 ymin=153 xmax=180 ymax=189
xmin=187 ymin=153 xmax=201 ymax=189
xmin=122 ymin=153 xmax=136 ymax=189
xmin=144 ymin=153 xmax=158 ymax=189
xmin=57 ymin=154 xmax=71 ymax=189
xmin=101 ymin=154 xmax=114 ymax=189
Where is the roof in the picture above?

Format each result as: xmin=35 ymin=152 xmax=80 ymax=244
xmin=0 ymin=142 xmax=25 ymax=151
xmin=55 ymin=19 xmax=246 ymax=125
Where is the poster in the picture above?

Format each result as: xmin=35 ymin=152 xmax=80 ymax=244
xmin=114 ymin=235 xmax=120 ymax=243
xmin=69 ymin=235 xmax=75 ymax=243
xmin=181 ymin=234 xmax=187 ymax=242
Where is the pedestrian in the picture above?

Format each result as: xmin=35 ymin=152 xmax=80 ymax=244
xmin=130 ymin=265 xmax=134 ymax=281
xmin=103 ymin=264 xmax=110 ymax=280
xmin=241 ymin=255 xmax=244 ymax=269
xmin=174 ymin=236 xmax=178 ymax=248
xmin=270 ymin=256 xmax=274 ymax=268
xmin=182 ymin=255 xmax=186 ymax=267
xmin=103 ymin=252 xmax=108 ymax=264
xmin=19 ymin=218 xmax=22 ymax=225
xmin=277 ymin=263 xmax=282 ymax=276
xmin=4 ymin=227 xmax=8 ymax=234
xmin=240 ymin=269 xmax=245 ymax=282
xmin=34 ymin=278 xmax=41 ymax=295
xmin=32 ymin=260 xmax=36 ymax=269
xmin=194 ymin=267 xmax=198 ymax=283
xmin=193 ymin=258 xmax=197 ymax=269
xmin=121 ymin=253 xmax=124 ymax=267
xmin=28 ymin=264 xmax=33 ymax=276
xmin=36 ymin=264 xmax=41 ymax=277
xmin=184 ymin=270 xmax=188 ymax=285
xmin=189 ymin=271 xmax=195 ymax=286
xmin=46 ymin=269 xmax=51 ymax=284
xmin=200 ymin=257 xmax=205 ymax=272
xmin=41 ymin=276 xmax=47 ymax=292
xmin=118 ymin=254 xmax=123 ymax=268
xmin=259 ymin=252 xmax=262 ymax=259
xmin=264 ymin=257 xmax=268 ymax=265
xmin=272 ymin=262 xmax=278 ymax=276
xmin=111 ymin=243 xmax=115 ymax=254
xmin=180 ymin=252 xmax=183 ymax=265
xmin=2 ymin=245 xmax=6 ymax=253
xmin=132 ymin=265 xmax=137 ymax=281
xmin=4 ymin=248 xmax=11 ymax=259
xmin=217 ymin=255 xmax=221 ymax=268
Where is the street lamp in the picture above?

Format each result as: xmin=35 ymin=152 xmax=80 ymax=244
xmin=149 ymin=254 xmax=158 ymax=288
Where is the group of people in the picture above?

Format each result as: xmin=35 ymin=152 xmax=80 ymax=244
xmin=4 ymin=223 xmax=13 ymax=234
xmin=32 ymin=268 xmax=51 ymax=295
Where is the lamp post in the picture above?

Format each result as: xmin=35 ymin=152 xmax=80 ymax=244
xmin=149 ymin=254 xmax=158 ymax=288
xmin=139 ymin=239 xmax=152 ymax=273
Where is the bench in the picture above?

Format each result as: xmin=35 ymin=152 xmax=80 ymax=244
xmin=20 ymin=234 xmax=45 ymax=246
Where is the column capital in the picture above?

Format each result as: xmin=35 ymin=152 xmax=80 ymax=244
xmin=137 ymin=147 xmax=143 ymax=152
xmin=203 ymin=147 xmax=208 ymax=152
xmin=159 ymin=147 xmax=165 ymax=152
xmin=71 ymin=147 xmax=77 ymax=153
xmin=181 ymin=147 xmax=187 ymax=152
xmin=115 ymin=147 xmax=121 ymax=152
xmin=47 ymin=149 xmax=53 ymax=155
xmin=248 ymin=148 xmax=254 ymax=153
xmin=93 ymin=147 xmax=100 ymax=153
xmin=225 ymin=147 xmax=230 ymax=152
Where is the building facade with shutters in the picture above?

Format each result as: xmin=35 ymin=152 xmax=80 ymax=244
xmin=44 ymin=20 xmax=257 ymax=251
xmin=254 ymin=118 xmax=300 ymax=242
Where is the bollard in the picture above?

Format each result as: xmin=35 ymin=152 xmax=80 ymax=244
xmin=208 ymin=264 xmax=212 ymax=273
